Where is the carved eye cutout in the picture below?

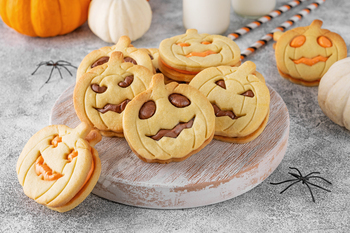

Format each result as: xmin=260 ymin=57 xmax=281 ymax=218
xmin=91 ymin=56 xmax=110 ymax=68
xmin=91 ymin=84 xmax=107 ymax=93
xmin=124 ymin=57 xmax=137 ymax=65
xmin=290 ymin=35 xmax=306 ymax=48
xmin=317 ymin=36 xmax=332 ymax=48
xmin=215 ymin=80 xmax=226 ymax=89
xmin=51 ymin=136 xmax=62 ymax=148
xmin=118 ymin=75 xmax=134 ymax=88
xmin=169 ymin=93 xmax=191 ymax=108
xmin=139 ymin=100 xmax=156 ymax=119
xmin=177 ymin=43 xmax=190 ymax=47
xmin=201 ymin=41 xmax=212 ymax=45
xmin=240 ymin=90 xmax=254 ymax=97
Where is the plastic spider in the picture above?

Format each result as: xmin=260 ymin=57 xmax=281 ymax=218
xmin=270 ymin=167 xmax=332 ymax=202
xmin=31 ymin=60 xmax=77 ymax=85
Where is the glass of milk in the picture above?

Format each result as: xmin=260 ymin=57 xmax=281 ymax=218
xmin=231 ymin=0 xmax=276 ymax=18
xmin=183 ymin=0 xmax=231 ymax=35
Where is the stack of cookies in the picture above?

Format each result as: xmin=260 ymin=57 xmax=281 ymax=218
xmin=17 ymin=29 xmax=270 ymax=212
xmin=73 ymin=28 xmax=270 ymax=163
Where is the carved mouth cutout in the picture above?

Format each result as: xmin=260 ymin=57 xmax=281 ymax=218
xmin=185 ymin=50 xmax=217 ymax=58
xmin=291 ymin=55 xmax=329 ymax=66
xmin=212 ymin=104 xmax=243 ymax=120
xmin=95 ymin=99 xmax=131 ymax=114
xmin=148 ymin=118 xmax=195 ymax=141
xmin=34 ymin=136 xmax=79 ymax=181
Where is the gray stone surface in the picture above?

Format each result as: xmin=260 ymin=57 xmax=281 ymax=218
xmin=1 ymin=0 xmax=350 ymax=232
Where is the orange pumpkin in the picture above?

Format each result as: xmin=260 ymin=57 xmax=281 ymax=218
xmin=0 ymin=0 xmax=90 ymax=37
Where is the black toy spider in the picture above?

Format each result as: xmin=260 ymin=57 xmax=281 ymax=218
xmin=270 ymin=167 xmax=332 ymax=202
xmin=31 ymin=60 xmax=77 ymax=85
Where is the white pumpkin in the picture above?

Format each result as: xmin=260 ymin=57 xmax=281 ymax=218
xmin=318 ymin=57 xmax=350 ymax=130
xmin=88 ymin=0 xmax=152 ymax=43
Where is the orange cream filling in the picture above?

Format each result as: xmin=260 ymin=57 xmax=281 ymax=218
xmin=35 ymin=156 xmax=63 ymax=181
xmin=160 ymin=58 xmax=200 ymax=75
xmin=292 ymin=55 xmax=328 ymax=66
xmin=34 ymin=136 xmax=95 ymax=196
xmin=186 ymin=50 xmax=217 ymax=58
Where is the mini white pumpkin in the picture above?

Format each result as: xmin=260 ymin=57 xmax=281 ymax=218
xmin=318 ymin=57 xmax=350 ymax=130
xmin=88 ymin=0 xmax=152 ymax=43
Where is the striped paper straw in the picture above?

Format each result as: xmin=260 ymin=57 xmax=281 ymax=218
xmin=240 ymin=0 xmax=326 ymax=60
xmin=228 ymin=0 xmax=308 ymax=41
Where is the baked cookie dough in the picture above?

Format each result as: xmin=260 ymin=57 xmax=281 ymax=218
xmin=274 ymin=19 xmax=347 ymax=86
xmin=158 ymin=29 xmax=241 ymax=82
xmin=76 ymin=35 xmax=155 ymax=82
xmin=16 ymin=122 xmax=101 ymax=212
xmin=190 ymin=61 xmax=270 ymax=143
xmin=74 ymin=51 xmax=153 ymax=137
xmin=123 ymin=74 xmax=215 ymax=163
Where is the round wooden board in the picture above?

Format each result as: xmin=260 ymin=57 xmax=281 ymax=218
xmin=50 ymin=84 xmax=289 ymax=209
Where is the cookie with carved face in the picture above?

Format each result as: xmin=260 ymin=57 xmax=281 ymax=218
xmin=158 ymin=29 xmax=241 ymax=82
xmin=123 ymin=74 xmax=215 ymax=163
xmin=76 ymin=35 xmax=155 ymax=82
xmin=16 ymin=122 xmax=102 ymax=212
xmin=74 ymin=51 xmax=153 ymax=137
xmin=190 ymin=61 xmax=270 ymax=143
xmin=274 ymin=19 xmax=347 ymax=86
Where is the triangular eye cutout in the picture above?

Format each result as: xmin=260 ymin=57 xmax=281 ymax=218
xmin=124 ymin=57 xmax=137 ymax=65
xmin=240 ymin=90 xmax=254 ymax=97
xmin=118 ymin=75 xmax=134 ymax=88
xmin=91 ymin=84 xmax=107 ymax=93
xmin=91 ymin=56 xmax=110 ymax=68
xmin=215 ymin=80 xmax=226 ymax=89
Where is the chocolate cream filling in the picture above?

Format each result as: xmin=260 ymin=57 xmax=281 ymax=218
xmin=149 ymin=118 xmax=195 ymax=141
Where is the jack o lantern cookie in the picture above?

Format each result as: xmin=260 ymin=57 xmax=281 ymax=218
xmin=189 ymin=61 xmax=270 ymax=143
xmin=158 ymin=29 xmax=241 ymax=82
xmin=274 ymin=19 xmax=347 ymax=86
xmin=76 ymin=35 xmax=155 ymax=82
xmin=123 ymin=74 xmax=215 ymax=163
xmin=16 ymin=122 xmax=102 ymax=212
xmin=74 ymin=51 xmax=153 ymax=137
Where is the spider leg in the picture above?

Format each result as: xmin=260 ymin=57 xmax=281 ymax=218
xmin=59 ymin=65 xmax=73 ymax=76
xmin=279 ymin=180 xmax=302 ymax=194
xmin=31 ymin=63 xmax=46 ymax=75
xmin=307 ymin=176 xmax=332 ymax=185
xmin=270 ymin=179 xmax=298 ymax=185
xmin=56 ymin=66 xmax=64 ymax=79
xmin=304 ymin=182 xmax=316 ymax=202
xmin=56 ymin=60 xmax=77 ymax=69
xmin=305 ymin=181 xmax=332 ymax=192
xmin=289 ymin=167 xmax=303 ymax=177
xmin=304 ymin=172 xmax=320 ymax=178
xmin=44 ymin=66 xmax=55 ymax=83
xmin=289 ymin=172 xmax=301 ymax=179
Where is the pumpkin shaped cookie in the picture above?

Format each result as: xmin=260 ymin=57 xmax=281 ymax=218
xmin=74 ymin=51 xmax=153 ymax=137
xmin=158 ymin=29 xmax=241 ymax=82
xmin=76 ymin=35 xmax=155 ymax=81
xmin=274 ymin=19 xmax=347 ymax=86
xmin=123 ymin=74 xmax=215 ymax=163
xmin=16 ymin=122 xmax=102 ymax=212
xmin=190 ymin=61 xmax=270 ymax=143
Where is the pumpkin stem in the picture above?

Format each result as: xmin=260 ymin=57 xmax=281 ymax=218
xmin=310 ymin=19 xmax=323 ymax=29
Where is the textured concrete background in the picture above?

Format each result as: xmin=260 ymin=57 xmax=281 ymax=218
xmin=1 ymin=0 xmax=350 ymax=232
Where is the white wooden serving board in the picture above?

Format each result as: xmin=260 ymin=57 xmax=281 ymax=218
xmin=50 ymin=84 xmax=289 ymax=209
